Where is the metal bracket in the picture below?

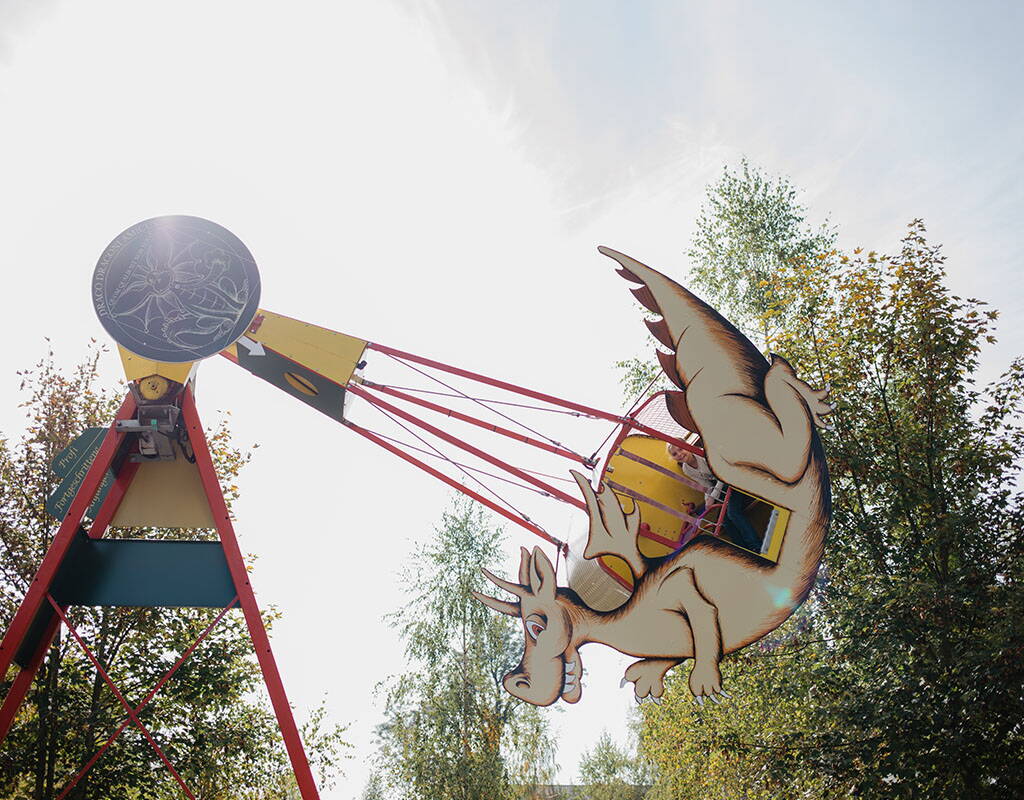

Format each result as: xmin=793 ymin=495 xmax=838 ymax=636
xmin=116 ymin=405 xmax=181 ymax=461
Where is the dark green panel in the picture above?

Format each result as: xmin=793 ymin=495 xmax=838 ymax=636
xmin=51 ymin=536 xmax=237 ymax=608
xmin=10 ymin=528 xmax=94 ymax=669
xmin=14 ymin=604 xmax=57 ymax=669
xmin=46 ymin=427 xmax=115 ymax=520
xmin=236 ymin=344 xmax=347 ymax=422
xmin=15 ymin=535 xmax=238 ymax=669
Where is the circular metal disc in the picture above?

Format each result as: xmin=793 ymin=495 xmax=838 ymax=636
xmin=92 ymin=216 xmax=262 ymax=362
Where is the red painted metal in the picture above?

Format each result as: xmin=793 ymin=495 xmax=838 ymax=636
xmin=597 ymin=557 xmax=635 ymax=592
xmin=47 ymin=595 xmax=197 ymax=800
xmin=345 ymin=420 xmax=566 ymax=550
xmin=360 ymin=381 xmax=589 ymax=466
xmin=0 ymin=394 xmax=136 ymax=687
xmin=55 ymin=597 xmax=239 ymax=800
xmin=367 ymin=343 xmax=703 ymax=452
xmin=0 ymin=613 xmax=61 ymax=742
xmin=88 ymin=458 xmax=140 ymax=538
xmin=367 ymin=342 xmax=628 ymax=422
xmin=0 ymin=417 xmax=141 ymax=742
xmin=716 ymin=487 xmax=730 ymax=538
xmin=615 ymin=419 xmax=699 ymax=453
xmin=181 ymin=388 xmax=321 ymax=800
xmin=348 ymin=383 xmax=587 ymax=512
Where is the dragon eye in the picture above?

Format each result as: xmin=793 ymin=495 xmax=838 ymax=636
xmin=525 ymin=617 xmax=546 ymax=640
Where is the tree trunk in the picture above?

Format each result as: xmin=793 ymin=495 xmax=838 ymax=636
xmin=32 ymin=632 xmax=61 ymax=800
xmin=72 ymin=612 xmax=112 ymax=800
xmin=43 ymin=631 xmax=60 ymax=798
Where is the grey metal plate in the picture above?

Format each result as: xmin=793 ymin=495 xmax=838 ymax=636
xmin=92 ymin=215 xmax=261 ymax=362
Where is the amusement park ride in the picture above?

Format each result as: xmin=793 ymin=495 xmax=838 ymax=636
xmin=0 ymin=216 xmax=832 ymax=798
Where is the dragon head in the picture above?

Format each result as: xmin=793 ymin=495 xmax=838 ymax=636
xmin=473 ymin=546 xmax=583 ymax=707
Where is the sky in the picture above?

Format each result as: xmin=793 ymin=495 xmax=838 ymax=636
xmin=1 ymin=1 xmax=1022 ymax=797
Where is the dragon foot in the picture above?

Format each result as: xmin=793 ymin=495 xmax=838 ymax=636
xmin=688 ymin=660 xmax=731 ymax=705
xmin=621 ymin=658 xmax=681 ymax=704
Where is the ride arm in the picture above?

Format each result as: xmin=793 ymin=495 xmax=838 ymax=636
xmin=220 ymin=309 xmax=368 ymax=422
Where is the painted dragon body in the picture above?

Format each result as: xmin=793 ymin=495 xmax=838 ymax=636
xmin=475 ymin=248 xmax=832 ymax=706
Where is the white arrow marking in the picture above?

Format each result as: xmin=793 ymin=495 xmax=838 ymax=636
xmin=237 ymin=336 xmax=265 ymax=356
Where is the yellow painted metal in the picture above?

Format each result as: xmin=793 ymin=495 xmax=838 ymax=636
xmin=118 ymin=346 xmax=196 ymax=385
xmin=245 ymin=309 xmax=367 ymax=386
xmin=598 ymin=554 xmax=635 ymax=591
xmin=598 ymin=435 xmax=792 ymax=590
xmin=605 ymin=435 xmax=705 ymax=558
xmin=762 ymin=506 xmax=790 ymax=562
xmin=111 ymin=457 xmax=215 ymax=528
xmin=137 ymin=375 xmax=171 ymax=401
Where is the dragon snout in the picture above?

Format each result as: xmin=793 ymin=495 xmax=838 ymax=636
xmin=503 ymin=654 xmax=580 ymax=707
xmin=504 ymin=671 xmax=531 ymax=693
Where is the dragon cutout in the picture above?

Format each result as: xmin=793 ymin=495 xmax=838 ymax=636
xmin=474 ymin=247 xmax=833 ymax=706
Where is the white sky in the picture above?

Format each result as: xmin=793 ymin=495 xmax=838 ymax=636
xmin=1 ymin=2 xmax=1022 ymax=797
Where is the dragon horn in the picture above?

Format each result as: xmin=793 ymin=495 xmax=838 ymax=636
xmin=481 ymin=567 xmax=527 ymax=598
xmin=471 ymin=591 xmax=520 ymax=617
xmin=518 ymin=547 xmax=532 ymax=585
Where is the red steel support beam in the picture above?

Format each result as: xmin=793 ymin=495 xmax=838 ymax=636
xmin=48 ymin=595 xmax=197 ymax=800
xmin=55 ymin=598 xmax=239 ymax=800
xmin=345 ymin=420 xmax=566 ymax=550
xmin=0 ymin=394 xmax=136 ymax=691
xmin=181 ymin=388 xmax=321 ymax=800
xmin=348 ymin=383 xmax=587 ymax=512
xmin=359 ymin=381 xmax=589 ymax=466
xmin=87 ymin=458 xmax=140 ymax=538
xmin=0 ymin=613 xmax=60 ymax=742
xmin=0 ymin=412 xmax=141 ymax=741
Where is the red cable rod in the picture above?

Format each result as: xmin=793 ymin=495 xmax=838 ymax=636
xmin=344 ymin=419 xmax=565 ymax=550
xmin=358 ymin=380 xmax=591 ymax=466
xmin=366 ymin=342 xmax=623 ymax=422
xmin=365 ymin=342 xmax=698 ymax=452
xmin=348 ymin=383 xmax=587 ymax=512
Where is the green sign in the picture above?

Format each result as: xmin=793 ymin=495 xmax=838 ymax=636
xmin=45 ymin=427 xmax=115 ymax=520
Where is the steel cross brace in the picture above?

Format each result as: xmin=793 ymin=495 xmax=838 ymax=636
xmin=47 ymin=595 xmax=197 ymax=799
xmin=53 ymin=597 xmax=239 ymax=800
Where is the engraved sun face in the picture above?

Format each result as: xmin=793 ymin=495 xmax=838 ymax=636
xmin=94 ymin=215 xmax=261 ymax=362
xmin=112 ymin=235 xmax=251 ymax=350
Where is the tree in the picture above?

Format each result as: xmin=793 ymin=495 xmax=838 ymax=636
xmin=576 ymin=731 xmax=649 ymax=800
xmin=372 ymin=497 xmax=556 ymax=800
xmin=617 ymin=159 xmax=834 ymax=399
xmin=624 ymin=162 xmax=839 ymax=799
xmin=636 ymin=612 xmax=844 ymax=800
xmin=632 ymin=159 xmax=1024 ymax=798
xmin=757 ymin=222 xmax=1024 ymax=797
xmin=0 ymin=346 xmax=350 ymax=799
xmin=687 ymin=158 xmax=835 ymax=349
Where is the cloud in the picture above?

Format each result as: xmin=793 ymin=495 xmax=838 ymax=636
xmin=0 ymin=0 xmax=62 ymax=64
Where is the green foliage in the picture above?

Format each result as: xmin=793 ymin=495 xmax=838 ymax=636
xmin=637 ymin=610 xmax=844 ymax=799
xmin=371 ymin=497 xmax=556 ymax=800
xmin=760 ymin=222 xmax=1024 ymax=797
xmin=0 ymin=346 xmax=350 ymax=799
xmin=687 ymin=158 xmax=836 ymax=348
xmin=634 ymin=161 xmax=1024 ymax=798
xmin=576 ymin=731 xmax=649 ymax=800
